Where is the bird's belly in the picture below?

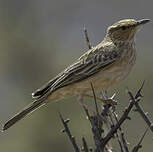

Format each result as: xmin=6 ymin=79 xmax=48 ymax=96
xmin=49 ymin=60 xmax=134 ymax=102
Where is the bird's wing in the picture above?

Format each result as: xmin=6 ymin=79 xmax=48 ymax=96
xmin=32 ymin=45 xmax=119 ymax=99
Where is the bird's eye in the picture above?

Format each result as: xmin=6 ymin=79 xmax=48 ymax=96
xmin=121 ymin=26 xmax=127 ymax=30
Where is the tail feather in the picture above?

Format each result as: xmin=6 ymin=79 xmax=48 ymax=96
xmin=2 ymin=99 xmax=46 ymax=131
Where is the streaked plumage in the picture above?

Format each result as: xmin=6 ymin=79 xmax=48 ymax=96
xmin=3 ymin=19 xmax=150 ymax=131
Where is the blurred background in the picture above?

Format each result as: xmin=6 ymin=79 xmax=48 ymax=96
xmin=0 ymin=0 xmax=153 ymax=151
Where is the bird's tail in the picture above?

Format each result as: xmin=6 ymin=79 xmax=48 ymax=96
xmin=2 ymin=98 xmax=46 ymax=131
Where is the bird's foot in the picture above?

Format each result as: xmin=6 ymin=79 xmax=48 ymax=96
xmin=100 ymin=91 xmax=117 ymax=107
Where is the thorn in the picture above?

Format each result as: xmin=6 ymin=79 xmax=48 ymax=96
xmin=135 ymin=80 xmax=145 ymax=99
xmin=82 ymin=104 xmax=92 ymax=123
xmin=126 ymin=116 xmax=131 ymax=120
xmin=132 ymin=127 xmax=149 ymax=152
xmin=0 ymin=128 xmax=4 ymax=133
xmin=64 ymin=119 xmax=70 ymax=123
xmin=86 ymin=116 xmax=89 ymax=120
xmin=114 ymin=112 xmax=118 ymax=117
xmin=82 ymin=137 xmax=89 ymax=152
xmin=89 ymin=147 xmax=93 ymax=152
xmin=125 ymin=86 xmax=129 ymax=94
xmin=139 ymin=145 xmax=142 ymax=149
xmin=58 ymin=111 xmax=64 ymax=122
xmin=72 ymin=136 xmax=75 ymax=139
xmin=133 ymin=108 xmax=139 ymax=112
xmin=150 ymin=123 xmax=153 ymax=130
xmin=111 ymin=124 xmax=115 ymax=128
xmin=61 ymin=129 xmax=65 ymax=133
xmin=145 ymin=112 xmax=149 ymax=115
xmin=81 ymin=147 xmax=84 ymax=151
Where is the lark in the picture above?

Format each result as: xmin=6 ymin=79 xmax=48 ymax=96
xmin=3 ymin=19 xmax=150 ymax=131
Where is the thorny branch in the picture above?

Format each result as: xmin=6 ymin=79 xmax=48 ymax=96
xmin=128 ymin=81 xmax=153 ymax=132
xmin=59 ymin=112 xmax=80 ymax=152
xmin=134 ymin=102 xmax=153 ymax=132
xmin=102 ymin=92 xmax=135 ymax=147
xmin=59 ymin=82 xmax=152 ymax=152
xmin=111 ymin=111 xmax=129 ymax=152
xmin=81 ymin=137 xmax=89 ymax=152
xmin=132 ymin=128 xmax=149 ymax=152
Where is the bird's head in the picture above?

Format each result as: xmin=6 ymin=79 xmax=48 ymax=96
xmin=107 ymin=19 xmax=150 ymax=42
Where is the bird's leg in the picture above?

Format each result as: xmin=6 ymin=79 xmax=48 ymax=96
xmin=82 ymin=93 xmax=117 ymax=105
xmin=82 ymin=94 xmax=107 ymax=104
xmin=77 ymin=95 xmax=95 ymax=113
xmin=77 ymin=92 xmax=117 ymax=113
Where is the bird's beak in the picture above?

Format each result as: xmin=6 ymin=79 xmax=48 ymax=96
xmin=136 ymin=19 xmax=150 ymax=26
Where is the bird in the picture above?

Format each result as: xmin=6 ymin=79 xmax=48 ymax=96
xmin=2 ymin=18 xmax=150 ymax=131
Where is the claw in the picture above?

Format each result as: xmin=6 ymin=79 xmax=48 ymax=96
xmin=100 ymin=92 xmax=117 ymax=105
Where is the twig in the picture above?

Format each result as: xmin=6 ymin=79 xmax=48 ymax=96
xmin=134 ymin=102 xmax=153 ymax=132
xmin=120 ymin=132 xmax=129 ymax=152
xmin=133 ymin=81 xmax=153 ymax=132
xmin=132 ymin=128 xmax=149 ymax=152
xmin=112 ymin=112 xmax=129 ymax=152
xmin=90 ymin=84 xmax=106 ymax=152
xmin=108 ymin=111 xmax=123 ymax=151
xmin=90 ymin=115 xmax=104 ymax=152
xmin=90 ymin=83 xmax=99 ymax=115
xmin=82 ymin=84 xmax=104 ymax=152
xmin=135 ymin=80 xmax=145 ymax=99
xmin=84 ymin=26 xmax=92 ymax=49
xmin=102 ymin=89 xmax=136 ymax=147
xmin=118 ymin=139 xmax=124 ymax=152
xmin=82 ymin=104 xmax=92 ymax=123
xmin=59 ymin=112 xmax=80 ymax=152
xmin=82 ymin=137 xmax=89 ymax=152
